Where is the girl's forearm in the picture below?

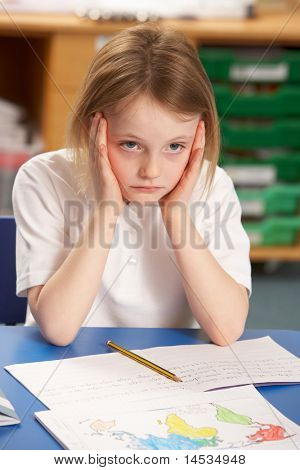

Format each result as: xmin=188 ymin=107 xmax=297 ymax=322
xmin=35 ymin=205 xmax=119 ymax=346
xmin=162 ymin=210 xmax=249 ymax=346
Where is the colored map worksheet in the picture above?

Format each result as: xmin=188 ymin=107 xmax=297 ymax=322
xmin=34 ymin=385 xmax=300 ymax=450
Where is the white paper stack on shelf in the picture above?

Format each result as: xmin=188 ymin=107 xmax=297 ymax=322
xmin=0 ymin=98 xmax=43 ymax=213
xmin=1 ymin=0 xmax=74 ymax=14
xmin=0 ymin=98 xmax=25 ymax=123
xmin=0 ymin=98 xmax=31 ymax=149
xmin=2 ymin=0 xmax=255 ymax=18
xmin=75 ymin=0 xmax=255 ymax=21
xmin=0 ymin=99 xmax=27 ymax=151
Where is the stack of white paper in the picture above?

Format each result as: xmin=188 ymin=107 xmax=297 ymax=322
xmin=0 ymin=98 xmax=43 ymax=154
xmin=0 ymin=98 xmax=27 ymax=151
xmin=1 ymin=0 xmax=74 ymax=13
xmin=75 ymin=0 xmax=254 ymax=20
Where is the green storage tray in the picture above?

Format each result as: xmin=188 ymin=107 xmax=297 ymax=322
xmin=221 ymin=153 xmax=300 ymax=185
xmin=221 ymin=119 xmax=300 ymax=149
xmin=237 ymin=185 xmax=300 ymax=217
xmin=199 ymin=47 xmax=300 ymax=83
xmin=214 ymin=84 xmax=300 ymax=117
xmin=243 ymin=217 xmax=300 ymax=246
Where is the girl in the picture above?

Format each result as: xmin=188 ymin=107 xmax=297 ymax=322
xmin=12 ymin=23 xmax=251 ymax=347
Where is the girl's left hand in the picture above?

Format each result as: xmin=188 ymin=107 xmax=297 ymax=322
xmin=159 ymin=119 xmax=205 ymax=218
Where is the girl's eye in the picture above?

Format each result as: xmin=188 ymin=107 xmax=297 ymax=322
xmin=169 ymin=143 xmax=184 ymax=152
xmin=120 ymin=141 xmax=139 ymax=150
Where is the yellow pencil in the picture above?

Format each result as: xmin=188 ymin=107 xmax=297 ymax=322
xmin=106 ymin=340 xmax=183 ymax=383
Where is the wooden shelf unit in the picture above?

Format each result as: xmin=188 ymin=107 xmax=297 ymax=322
xmin=250 ymin=242 xmax=300 ymax=262
xmin=1 ymin=9 xmax=300 ymax=262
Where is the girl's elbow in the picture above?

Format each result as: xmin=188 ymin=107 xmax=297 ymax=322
xmin=33 ymin=307 xmax=79 ymax=346
xmin=45 ymin=334 xmax=73 ymax=347
xmin=39 ymin=321 xmax=77 ymax=347
xmin=211 ymin=324 xmax=245 ymax=347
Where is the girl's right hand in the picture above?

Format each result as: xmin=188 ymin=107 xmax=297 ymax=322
xmin=89 ymin=112 xmax=125 ymax=216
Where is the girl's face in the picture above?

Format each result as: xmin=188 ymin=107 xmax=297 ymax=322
xmin=105 ymin=93 xmax=200 ymax=204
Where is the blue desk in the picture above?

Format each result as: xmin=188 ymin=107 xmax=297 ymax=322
xmin=0 ymin=327 xmax=299 ymax=450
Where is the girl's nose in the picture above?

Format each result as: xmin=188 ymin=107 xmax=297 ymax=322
xmin=139 ymin=156 xmax=161 ymax=180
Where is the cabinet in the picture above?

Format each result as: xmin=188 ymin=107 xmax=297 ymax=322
xmin=1 ymin=10 xmax=300 ymax=260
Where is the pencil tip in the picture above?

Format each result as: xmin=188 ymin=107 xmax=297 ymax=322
xmin=174 ymin=376 xmax=183 ymax=383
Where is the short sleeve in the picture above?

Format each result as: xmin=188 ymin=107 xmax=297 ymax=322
xmin=191 ymin=168 xmax=252 ymax=298
xmin=12 ymin=161 xmax=70 ymax=298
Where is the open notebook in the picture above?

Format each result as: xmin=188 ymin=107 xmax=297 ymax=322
xmin=5 ymin=337 xmax=300 ymax=415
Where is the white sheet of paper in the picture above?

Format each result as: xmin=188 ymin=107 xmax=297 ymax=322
xmin=5 ymin=337 xmax=300 ymax=413
xmin=34 ymin=385 xmax=300 ymax=450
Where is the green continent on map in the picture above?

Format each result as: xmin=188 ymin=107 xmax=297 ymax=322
xmin=165 ymin=413 xmax=217 ymax=438
xmin=212 ymin=404 xmax=253 ymax=425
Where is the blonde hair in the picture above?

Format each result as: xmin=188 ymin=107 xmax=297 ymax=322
xmin=65 ymin=22 xmax=220 ymax=201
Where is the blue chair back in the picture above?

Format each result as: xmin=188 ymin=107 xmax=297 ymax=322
xmin=0 ymin=216 xmax=27 ymax=324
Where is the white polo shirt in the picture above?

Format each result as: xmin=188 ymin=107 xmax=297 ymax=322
xmin=12 ymin=148 xmax=252 ymax=328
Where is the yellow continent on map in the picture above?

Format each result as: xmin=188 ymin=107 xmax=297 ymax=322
xmin=165 ymin=413 xmax=217 ymax=438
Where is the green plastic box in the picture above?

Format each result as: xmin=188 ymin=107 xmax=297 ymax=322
xmin=199 ymin=47 xmax=300 ymax=83
xmin=221 ymin=119 xmax=300 ymax=149
xmin=237 ymin=185 xmax=300 ymax=217
xmin=220 ymin=153 xmax=300 ymax=185
xmin=243 ymin=217 xmax=300 ymax=246
xmin=214 ymin=84 xmax=300 ymax=117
